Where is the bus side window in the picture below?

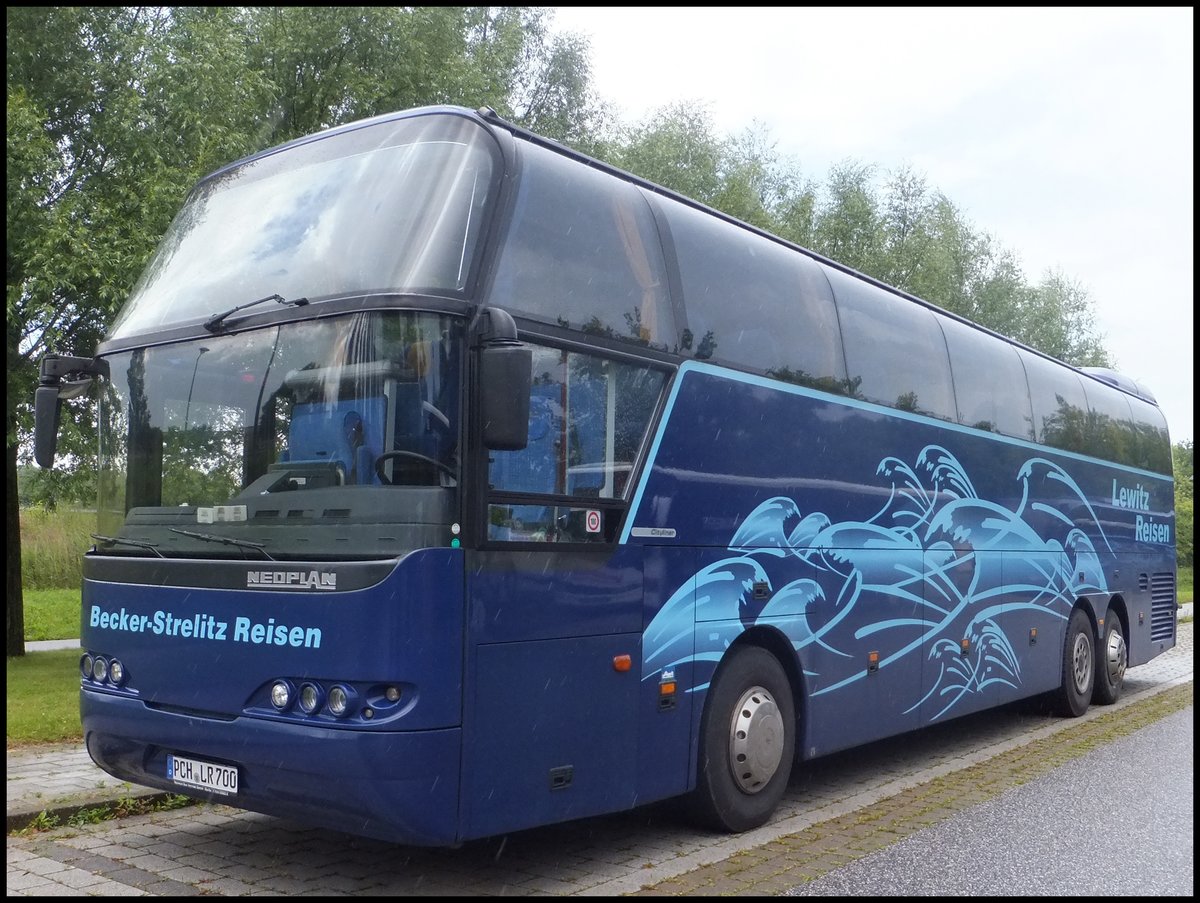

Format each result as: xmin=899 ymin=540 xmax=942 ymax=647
xmin=825 ymin=264 xmax=957 ymax=420
xmin=488 ymin=344 xmax=667 ymax=542
xmin=941 ymin=315 xmax=1034 ymax=440
xmin=1020 ymin=350 xmax=1089 ymax=453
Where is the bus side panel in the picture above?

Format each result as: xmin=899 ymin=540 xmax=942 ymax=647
xmin=626 ymin=365 xmax=1175 ymax=760
xmin=461 ymin=632 xmax=640 ymax=839
xmin=639 ymin=546 xmax=698 ymax=803
xmin=461 ymin=548 xmax=645 ymax=839
xmin=1002 ymin=550 xmax=1072 ymax=698
xmin=914 ymin=549 xmax=1071 ymax=728
xmin=798 ymin=548 xmax=924 ymax=757
xmin=1122 ymin=551 xmax=1179 ymax=666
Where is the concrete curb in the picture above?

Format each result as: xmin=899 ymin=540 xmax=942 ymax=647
xmin=6 ymin=786 xmax=180 ymax=836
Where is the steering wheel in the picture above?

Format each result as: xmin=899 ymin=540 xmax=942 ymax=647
xmin=374 ymin=450 xmax=456 ymax=485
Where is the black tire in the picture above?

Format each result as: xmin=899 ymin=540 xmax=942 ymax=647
xmin=688 ymin=646 xmax=795 ymax=833
xmin=1092 ymin=607 xmax=1127 ymax=705
xmin=1053 ymin=608 xmax=1094 ymax=718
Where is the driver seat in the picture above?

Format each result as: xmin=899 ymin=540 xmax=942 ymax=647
xmin=282 ymin=399 xmax=384 ymax=485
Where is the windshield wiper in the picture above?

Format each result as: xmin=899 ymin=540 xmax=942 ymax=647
xmin=91 ymin=533 xmax=165 ymax=558
xmin=203 ymin=293 xmax=309 ymax=333
xmin=168 ymin=527 xmax=276 ymax=560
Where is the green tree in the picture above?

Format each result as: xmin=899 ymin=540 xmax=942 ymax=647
xmin=810 ymin=161 xmax=884 ymax=276
xmin=613 ymin=101 xmax=726 ymax=206
xmin=241 ymin=7 xmax=605 ymax=150
xmin=1174 ymin=440 xmax=1193 ymax=569
xmin=1012 ymin=269 xmax=1111 ymax=367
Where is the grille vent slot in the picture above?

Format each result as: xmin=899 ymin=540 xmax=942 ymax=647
xmin=1150 ymin=572 xmax=1177 ymax=642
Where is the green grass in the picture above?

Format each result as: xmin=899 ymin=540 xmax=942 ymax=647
xmin=19 ymin=508 xmax=92 ymax=590
xmin=23 ymin=588 xmax=83 ymax=642
xmin=1178 ymin=566 xmax=1193 ymax=605
xmin=6 ymin=649 xmax=82 ymax=746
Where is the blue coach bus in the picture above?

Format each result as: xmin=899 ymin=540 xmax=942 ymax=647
xmin=35 ymin=105 xmax=1177 ymax=846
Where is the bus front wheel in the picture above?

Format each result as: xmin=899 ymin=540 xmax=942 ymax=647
xmin=1092 ymin=607 xmax=1127 ymax=705
xmin=1053 ymin=608 xmax=1095 ymax=718
xmin=688 ymin=646 xmax=795 ymax=833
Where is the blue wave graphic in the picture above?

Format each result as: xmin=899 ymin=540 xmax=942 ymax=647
xmin=642 ymin=445 xmax=1109 ymax=720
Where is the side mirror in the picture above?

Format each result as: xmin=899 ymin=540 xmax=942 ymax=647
xmin=34 ymin=385 xmax=63 ymax=468
xmin=476 ymin=309 xmax=531 ymax=451
xmin=33 ymin=355 xmax=109 ymax=468
xmin=480 ymin=344 xmax=532 ymax=450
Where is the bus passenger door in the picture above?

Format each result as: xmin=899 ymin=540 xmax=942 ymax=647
xmin=462 ymin=340 xmax=670 ymax=839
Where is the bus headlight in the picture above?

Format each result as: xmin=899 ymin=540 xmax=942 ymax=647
xmin=328 ymin=685 xmax=350 ymax=717
xmin=108 ymin=659 xmax=126 ymax=686
xmin=92 ymin=656 xmax=109 ymax=683
xmin=80 ymin=654 xmax=94 ymax=680
xmin=299 ymin=682 xmax=323 ymax=714
xmin=270 ymin=680 xmax=293 ymax=710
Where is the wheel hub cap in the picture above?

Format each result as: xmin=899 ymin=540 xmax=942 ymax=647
xmin=1105 ymin=630 xmax=1127 ymax=685
xmin=1071 ymin=631 xmax=1093 ymax=695
xmin=728 ymin=685 xmax=784 ymax=794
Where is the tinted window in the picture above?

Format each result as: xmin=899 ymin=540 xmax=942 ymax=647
xmin=824 ymin=265 xmax=957 ymax=420
xmin=1019 ymin=350 xmax=1089 ymax=453
xmin=940 ymin=316 xmax=1034 ymax=439
xmin=1126 ymin=394 xmax=1173 ymax=475
xmin=657 ymin=196 xmax=847 ymax=391
xmin=1080 ymin=378 xmax=1137 ymax=466
xmin=488 ymin=142 xmax=673 ymax=349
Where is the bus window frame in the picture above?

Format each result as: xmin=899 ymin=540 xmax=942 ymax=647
xmin=476 ymin=328 xmax=674 ymax=551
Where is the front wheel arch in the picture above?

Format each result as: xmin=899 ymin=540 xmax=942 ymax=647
xmin=687 ymin=644 xmax=796 ymax=833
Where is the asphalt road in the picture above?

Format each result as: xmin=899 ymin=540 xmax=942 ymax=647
xmin=785 ymin=705 xmax=1194 ymax=896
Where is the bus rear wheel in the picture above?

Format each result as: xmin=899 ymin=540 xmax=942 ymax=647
xmin=1053 ymin=608 xmax=1094 ymax=718
xmin=688 ymin=646 xmax=795 ymax=833
xmin=1092 ymin=608 xmax=1127 ymax=705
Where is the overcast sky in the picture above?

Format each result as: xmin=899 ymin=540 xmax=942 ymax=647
xmin=548 ymin=7 xmax=1194 ymax=447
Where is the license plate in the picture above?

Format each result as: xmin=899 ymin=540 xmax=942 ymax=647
xmin=167 ymin=754 xmax=238 ymax=796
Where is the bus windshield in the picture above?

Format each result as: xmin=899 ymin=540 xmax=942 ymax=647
xmin=96 ymin=311 xmax=462 ymax=560
xmin=108 ymin=112 xmax=498 ymax=339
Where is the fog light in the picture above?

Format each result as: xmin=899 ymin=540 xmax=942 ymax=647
xmin=80 ymin=654 xmax=94 ymax=680
xmin=385 ymin=686 xmax=401 ymax=702
xmin=270 ymin=680 xmax=292 ymax=710
xmin=328 ymin=685 xmax=349 ymax=717
xmin=299 ymin=682 xmax=322 ymax=714
xmin=108 ymin=659 xmax=125 ymax=686
xmin=93 ymin=656 xmax=109 ymax=683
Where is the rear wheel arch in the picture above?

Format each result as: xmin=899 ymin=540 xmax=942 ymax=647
xmin=1093 ymin=596 xmax=1129 ymax=706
